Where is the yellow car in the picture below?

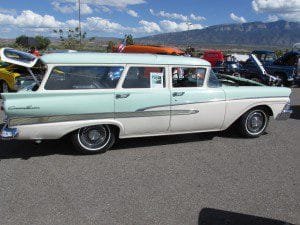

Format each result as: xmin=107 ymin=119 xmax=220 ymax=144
xmin=0 ymin=61 xmax=23 ymax=93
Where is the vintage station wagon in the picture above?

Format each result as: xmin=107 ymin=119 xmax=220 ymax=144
xmin=0 ymin=48 xmax=292 ymax=154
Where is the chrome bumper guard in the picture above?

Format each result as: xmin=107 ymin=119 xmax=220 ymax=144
xmin=276 ymin=102 xmax=293 ymax=120
xmin=0 ymin=122 xmax=19 ymax=140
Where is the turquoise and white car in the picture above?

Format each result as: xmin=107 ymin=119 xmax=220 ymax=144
xmin=0 ymin=48 xmax=292 ymax=154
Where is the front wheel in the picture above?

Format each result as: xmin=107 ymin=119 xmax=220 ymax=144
xmin=237 ymin=108 xmax=269 ymax=138
xmin=72 ymin=125 xmax=116 ymax=154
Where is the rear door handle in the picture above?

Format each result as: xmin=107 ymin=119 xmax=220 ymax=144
xmin=172 ymin=92 xmax=185 ymax=97
xmin=116 ymin=93 xmax=130 ymax=99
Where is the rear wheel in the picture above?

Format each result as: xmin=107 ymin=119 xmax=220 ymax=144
xmin=237 ymin=108 xmax=269 ymax=138
xmin=72 ymin=125 xmax=116 ymax=154
xmin=0 ymin=81 xmax=9 ymax=93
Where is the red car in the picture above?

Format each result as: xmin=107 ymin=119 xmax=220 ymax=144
xmin=203 ymin=50 xmax=224 ymax=67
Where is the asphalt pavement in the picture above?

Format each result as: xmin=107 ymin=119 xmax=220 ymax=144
xmin=0 ymin=89 xmax=299 ymax=225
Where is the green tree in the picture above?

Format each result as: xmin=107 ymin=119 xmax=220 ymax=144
xmin=107 ymin=41 xmax=115 ymax=52
xmin=35 ymin=36 xmax=51 ymax=50
xmin=125 ymin=34 xmax=134 ymax=45
xmin=15 ymin=35 xmax=30 ymax=48
xmin=53 ymin=27 xmax=86 ymax=50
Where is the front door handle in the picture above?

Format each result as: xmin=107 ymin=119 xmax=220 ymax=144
xmin=172 ymin=92 xmax=185 ymax=97
xmin=116 ymin=93 xmax=130 ymax=99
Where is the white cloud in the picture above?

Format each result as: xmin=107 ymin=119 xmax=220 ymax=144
xmin=127 ymin=9 xmax=138 ymax=17
xmin=55 ymin=0 xmax=146 ymax=10
xmin=66 ymin=19 xmax=79 ymax=28
xmin=252 ymin=0 xmax=300 ymax=22
xmin=52 ymin=1 xmax=92 ymax=15
xmin=160 ymin=20 xmax=203 ymax=32
xmin=0 ymin=10 xmax=63 ymax=28
xmin=2 ymin=27 xmax=12 ymax=33
xmin=230 ymin=13 xmax=247 ymax=23
xmin=0 ymin=8 xmax=205 ymax=37
xmin=52 ymin=2 xmax=74 ymax=13
xmin=190 ymin=13 xmax=206 ymax=21
xmin=79 ymin=3 xmax=93 ymax=15
xmin=267 ymin=15 xmax=279 ymax=22
xmin=139 ymin=20 xmax=161 ymax=33
xmin=150 ymin=9 xmax=206 ymax=22
xmin=150 ymin=9 xmax=188 ymax=21
xmin=100 ymin=6 xmax=111 ymax=13
xmin=0 ymin=13 xmax=15 ymax=25
xmin=0 ymin=8 xmax=16 ymax=15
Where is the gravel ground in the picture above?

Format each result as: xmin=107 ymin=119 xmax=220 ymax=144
xmin=0 ymin=89 xmax=299 ymax=225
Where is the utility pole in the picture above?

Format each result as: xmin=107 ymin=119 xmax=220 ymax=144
xmin=186 ymin=22 xmax=192 ymax=48
xmin=78 ymin=0 xmax=82 ymax=46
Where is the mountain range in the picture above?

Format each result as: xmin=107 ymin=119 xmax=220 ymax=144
xmin=136 ymin=20 xmax=300 ymax=47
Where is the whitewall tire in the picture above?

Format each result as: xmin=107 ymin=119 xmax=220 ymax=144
xmin=72 ymin=125 xmax=116 ymax=154
xmin=238 ymin=108 xmax=269 ymax=138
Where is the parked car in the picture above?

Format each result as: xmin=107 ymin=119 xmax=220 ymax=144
xmin=213 ymin=55 xmax=243 ymax=76
xmin=0 ymin=48 xmax=292 ymax=154
xmin=242 ymin=50 xmax=299 ymax=86
xmin=203 ymin=50 xmax=224 ymax=67
xmin=0 ymin=55 xmax=45 ymax=93
xmin=251 ymin=50 xmax=277 ymax=65
xmin=115 ymin=45 xmax=185 ymax=56
xmin=240 ymin=54 xmax=281 ymax=86
xmin=0 ymin=61 xmax=22 ymax=93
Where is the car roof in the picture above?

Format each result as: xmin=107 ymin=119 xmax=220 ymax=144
xmin=41 ymin=53 xmax=210 ymax=66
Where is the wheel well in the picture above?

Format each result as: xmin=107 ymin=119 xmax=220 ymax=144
xmin=253 ymin=105 xmax=273 ymax=116
xmin=109 ymin=124 xmax=120 ymax=138
xmin=229 ymin=105 xmax=273 ymax=129
xmin=63 ymin=124 xmax=121 ymax=139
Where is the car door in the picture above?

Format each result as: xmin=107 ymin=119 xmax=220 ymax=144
xmin=170 ymin=67 xmax=226 ymax=132
xmin=114 ymin=65 xmax=171 ymax=135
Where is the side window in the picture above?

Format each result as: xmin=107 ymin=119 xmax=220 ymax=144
xmin=45 ymin=66 xmax=123 ymax=90
xmin=172 ymin=67 xmax=206 ymax=88
xmin=123 ymin=67 xmax=165 ymax=89
xmin=208 ymin=70 xmax=221 ymax=88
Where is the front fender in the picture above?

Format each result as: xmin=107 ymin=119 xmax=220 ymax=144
xmin=221 ymin=98 xmax=289 ymax=130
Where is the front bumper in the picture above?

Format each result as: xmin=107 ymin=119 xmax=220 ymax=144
xmin=276 ymin=102 xmax=293 ymax=120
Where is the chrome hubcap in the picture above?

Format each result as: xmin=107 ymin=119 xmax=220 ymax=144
xmin=78 ymin=125 xmax=110 ymax=150
xmin=246 ymin=111 xmax=266 ymax=134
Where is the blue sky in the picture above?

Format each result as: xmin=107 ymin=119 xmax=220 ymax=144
xmin=0 ymin=0 xmax=299 ymax=38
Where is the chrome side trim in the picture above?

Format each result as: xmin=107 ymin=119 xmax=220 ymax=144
xmin=137 ymin=99 xmax=225 ymax=111
xmin=229 ymin=96 xmax=288 ymax=101
xmin=8 ymin=109 xmax=199 ymax=126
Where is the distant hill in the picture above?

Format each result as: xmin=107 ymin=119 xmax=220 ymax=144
xmin=136 ymin=20 xmax=300 ymax=47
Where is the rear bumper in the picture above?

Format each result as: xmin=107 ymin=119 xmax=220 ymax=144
xmin=0 ymin=123 xmax=19 ymax=140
